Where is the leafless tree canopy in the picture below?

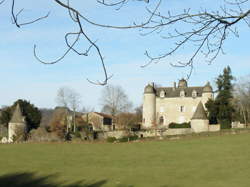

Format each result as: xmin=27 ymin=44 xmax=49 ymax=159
xmin=56 ymin=87 xmax=81 ymax=111
xmin=55 ymin=86 xmax=81 ymax=132
xmin=234 ymin=76 xmax=250 ymax=125
xmin=4 ymin=0 xmax=250 ymax=83
xmin=100 ymin=85 xmax=133 ymax=116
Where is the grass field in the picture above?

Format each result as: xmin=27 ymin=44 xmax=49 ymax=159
xmin=1 ymin=133 xmax=250 ymax=187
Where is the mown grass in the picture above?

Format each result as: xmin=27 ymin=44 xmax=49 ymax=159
xmin=1 ymin=133 xmax=250 ymax=187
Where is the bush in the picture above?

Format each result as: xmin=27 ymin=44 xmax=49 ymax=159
xmin=74 ymin=131 xmax=82 ymax=138
xmin=28 ymin=127 xmax=61 ymax=142
xmin=220 ymin=119 xmax=231 ymax=129
xmin=118 ymin=135 xmax=138 ymax=142
xmin=169 ymin=122 xmax=191 ymax=128
xmin=107 ymin=137 xmax=117 ymax=143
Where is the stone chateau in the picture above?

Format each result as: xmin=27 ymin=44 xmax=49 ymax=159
xmin=142 ymin=79 xmax=216 ymax=132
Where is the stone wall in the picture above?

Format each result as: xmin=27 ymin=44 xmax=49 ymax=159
xmin=208 ymin=125 xmax=220 ymax=132
xmin=191 ymin=119 xmax=209 ymax=133
xmin=8 ymin=122 xmax=26 ymax=142
xmin=164 ymin=128 xmax=193 ymax=136
xmin=155 ymin=97 xmax=203 ymax=126
xmin=102 ymin=130 xmax=127 ymax=139
xmin=135 ymin=128 xmax=193 ymax=138
xmin=232 ymin=121 xmax=246 ymax=129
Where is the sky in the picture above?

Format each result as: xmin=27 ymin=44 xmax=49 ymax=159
xmin=0 ymin=0 xmax=249 ymax=111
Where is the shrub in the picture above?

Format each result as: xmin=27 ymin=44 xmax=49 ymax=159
xmin=169 ymin=122 xmax=191 ymax=128
xmin=220 ymin=119 xmax=232 ymax=129
xmin=107 ymin=137 xmax=117 ymax=143
xmin=74 ymin=131 xmax=82 ymax=138
xmin=28 ymin=127 xmax=61 ymax=142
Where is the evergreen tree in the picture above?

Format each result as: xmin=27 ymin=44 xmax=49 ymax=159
xmin=205 ymin=66 xmax=234 ymax=128
xmin=0 ymin=99 xmax=41 ymax=131
xmin=205 ymin=99 xmax=218 ymax=124
xmin=215 ymin=66 xmax=234 ymax=129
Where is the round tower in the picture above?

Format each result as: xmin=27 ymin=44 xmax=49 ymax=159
xmin=202 ymin=82 xmax=213 ymax=104
xmin=142 ymin=84 xmax=156 ymax=129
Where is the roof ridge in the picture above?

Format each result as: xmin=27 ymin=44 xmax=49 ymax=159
xmin=191 ymin=102 xmax=207 ymax=120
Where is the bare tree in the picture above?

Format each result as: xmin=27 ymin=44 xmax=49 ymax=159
xmin=100 ymin=85 xmax=133 ymax=116
xmin=81 ymin=106 xmax=95 ymax=114
xmin=3 ymin=0 xmax=250 ymax=82
xmin=56 ymin=87 xmax=81 ymax=132
xmin=234 ymin=76 xmax=250 ymax=126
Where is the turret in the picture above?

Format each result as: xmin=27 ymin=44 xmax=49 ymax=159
xmin=202 ymin=82 xmax=213 ymax=104
xmin=191 ymin=101 xmax=209 ymax=132
xmin=142 ymin=84 xmax=156 ymax=129
xmin=8 ymin=104 xmax=27 ymax=142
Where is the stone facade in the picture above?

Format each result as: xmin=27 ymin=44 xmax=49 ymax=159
xmin=82 ymin=112 xmax=113 ymax=132
xmin=142 ymin=79 xmax=213 ymax=130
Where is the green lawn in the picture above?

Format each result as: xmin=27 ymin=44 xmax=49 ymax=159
xmin=1 ymin=133 xmax=250 ymax=187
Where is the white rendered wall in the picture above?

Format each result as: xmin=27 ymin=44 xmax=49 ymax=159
xmin=8 ymin=123 xmax=26 ymax=142
xmin=142 ymin=93 xmax=156 ymax=129
xmin=155 ymin=97 xmax=202 ymax=127
xmin=191 ymin=119 xmax=209 ymax=133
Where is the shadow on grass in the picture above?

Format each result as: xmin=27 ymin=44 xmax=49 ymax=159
xmin=0 ymin=172 xmax=107 ymax=187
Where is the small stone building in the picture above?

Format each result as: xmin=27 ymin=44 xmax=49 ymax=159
xmin=191 ymin=101 xmax=209 ymax=132
xmin=82 ymin=112 xmax=113 ymax=132
xmin=142 ymin=79 xmax=213 ymax=129
xmin=8 ymin=104 xmax=27 ymax=142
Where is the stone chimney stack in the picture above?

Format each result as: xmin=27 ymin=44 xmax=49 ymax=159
xmin=173 ymin=82 xmax=176 ymax=91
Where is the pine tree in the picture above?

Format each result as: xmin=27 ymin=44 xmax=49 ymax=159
xmin=215 ymin=66 xmax=234 ymax=129
xmin=205 ymin=99 xmax=218 ymax=124
xmin=0 ymin=99 xmax=41 ymax=132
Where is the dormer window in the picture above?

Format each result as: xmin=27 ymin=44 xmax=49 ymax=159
xmin=160 ymin=90 xmax=165 ymax=98
xmin=180 ymin=90 xmax=185 ymax=97
xmin=192 ymin=90 xmax=197 ymax=98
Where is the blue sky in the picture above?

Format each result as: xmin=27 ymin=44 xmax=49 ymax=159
xmin=0 ymin=0 xmax=249 ymax=110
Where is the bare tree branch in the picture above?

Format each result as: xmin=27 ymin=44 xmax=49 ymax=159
xmin=3 ymin=0 xmax=250 ymax=83
xmin=11 ymin=0 xmax=49 ymax=28
xmin=139 ymin=0 xmax=250 ymax=79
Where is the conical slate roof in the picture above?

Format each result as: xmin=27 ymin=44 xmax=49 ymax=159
xmin=191 ymin=102 xmax=207 ymax=120
xmin=10 ymin=104 xmax=24 ymax=123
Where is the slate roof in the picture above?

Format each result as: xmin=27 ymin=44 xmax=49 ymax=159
xmin=156 ymin=86 xmax=204 ymax=98
xmin=10 ymin=104 xmax=25 ymax=123
xmin=94 ymin=112 xmax=113 ymax=119
xmin=191 ymin=102 xmax=208 ymax=120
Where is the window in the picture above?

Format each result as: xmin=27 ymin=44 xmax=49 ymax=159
xmin=180 ymin=90 xmax=185 ymax=97
xmin=192 ymin=106 xmax=196 ymax=112
xmin=160 ymin=90 xmax=165 ymax=98
xmin=103 ymin=118 xmax=112 ymax=125
xmin=160 ymin=106 xmax=164 ymax=113
xmin=159 ymin=116 xmax=164 ymax=125
xmin=192 ymin=90 xmax=197 ymax=98
xmin=180 ymin=106 xmax=185 ymax=112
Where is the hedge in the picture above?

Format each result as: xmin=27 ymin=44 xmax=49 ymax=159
xmin=169 ymin=122 xmax=191 ymax=128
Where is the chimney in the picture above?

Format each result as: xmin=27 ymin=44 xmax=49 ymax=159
xmin=173 ymin=82 xmax=176 ymax=91
xmin=151 ymin=82 xmax=155 ymax=88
